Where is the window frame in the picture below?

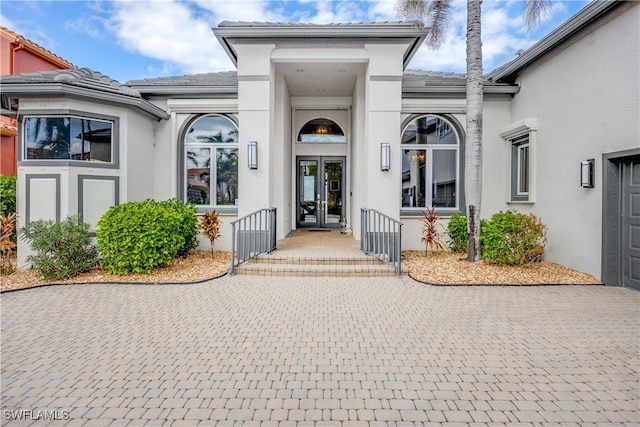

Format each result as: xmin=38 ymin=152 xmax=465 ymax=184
xmin=515 ymin=137 xmax=530 ymax=197
xmin=180 ymin=113 xmax=239 ymax=213
xmin=400 ymin=114 xmax=464 ymax=216
xmin=500 ymin=118 xmax=537 ymax=203
xmin=19 ymin=110 xmax=119 ymax=169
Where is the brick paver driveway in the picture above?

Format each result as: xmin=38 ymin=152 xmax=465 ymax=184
xmin=1 ymin=277 xmax=638 ymax=426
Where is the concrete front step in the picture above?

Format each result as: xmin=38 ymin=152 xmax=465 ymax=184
xmin=235 ymin=254 xmax=406 ymax=277
xmin=247 ymin=254 xmax=383 ymax=265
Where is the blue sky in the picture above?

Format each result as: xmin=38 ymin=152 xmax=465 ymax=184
xmin=1 ymin=0 xmax=589 ymax=83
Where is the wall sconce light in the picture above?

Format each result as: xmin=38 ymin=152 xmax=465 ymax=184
xmin=580 ymin=159 xmax=594 ymax=188
xmin=248 ymin=141 xmax=258 ymax=170
xmin=381 ymin=143 xmax=390 ymax=172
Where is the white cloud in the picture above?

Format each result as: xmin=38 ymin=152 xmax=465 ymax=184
xmin=104 ymin=0 xmax=234 ymax=74
xmin=59 ymin=0 xmax=588 ymax=78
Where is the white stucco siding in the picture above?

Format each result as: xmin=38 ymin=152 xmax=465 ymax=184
xmin=273 ymin=72 xmax=292 ymax=239
xmin=364 ymin=45 xmax=405 ymax=218
xmin=480 ymin=98 xmax=513 ymax=214
xmin=504 ymin=3 xmax=639 ymax=279
xmin=237 ymin=44 xmax=275 ymax=216
xmin=350 ymin=73 xmax=367 ymax=239
xmin=125 ymin=111 xmax=156 ymax=202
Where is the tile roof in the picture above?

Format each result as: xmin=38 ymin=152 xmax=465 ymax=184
xmin=0 ymin=68 xmax=169 ymax=120
xmin=0 ymin=67 xmax=141 ymax=97
xmin=126 ymin=71 xmax=238 ymax=87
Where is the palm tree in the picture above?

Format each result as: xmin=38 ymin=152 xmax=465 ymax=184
xmin=397 ymin=0 xmax=550 ymax=261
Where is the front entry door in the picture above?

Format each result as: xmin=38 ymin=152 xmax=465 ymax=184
xmin=297 ymin=156 xmax=345 ymax=229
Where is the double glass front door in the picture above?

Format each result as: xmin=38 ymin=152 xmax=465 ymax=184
xmin=297 ymin=156 xmax=345 ymax=228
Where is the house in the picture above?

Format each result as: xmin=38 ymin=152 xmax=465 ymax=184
xmin=1 ymin=1 xmax=637 ymax=288
xmin=0 ymin=26 xmax=75 ymax=176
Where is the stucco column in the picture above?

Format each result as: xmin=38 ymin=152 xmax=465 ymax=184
xmin=363 ymin=45 xmax=404 ymax=219
xmin=236 ymin=44 xmax=274 ymax=216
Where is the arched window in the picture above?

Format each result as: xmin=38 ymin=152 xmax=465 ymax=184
xmin=184 ymin=115 xmax=238 ymax=207
xmin=401 ymin=115 xmax=460 ymax=210
xmin=297 ymin=118 xmax=345 ymax=143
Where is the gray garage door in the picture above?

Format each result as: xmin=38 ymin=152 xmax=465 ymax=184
xmin=622 ymin=157 xmax=640 ymax=290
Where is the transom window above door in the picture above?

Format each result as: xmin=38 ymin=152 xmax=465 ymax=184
xmin=297 ymin=118 xmax=345 ymax=143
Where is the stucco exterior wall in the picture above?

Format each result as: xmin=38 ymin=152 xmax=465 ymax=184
xmin=125 ymin=111 xmax=156 ymax=202
xmin=273 ymin=72 xmax=292 ymax=238
xmin=503 ymin=3 xmax=639 ymax=279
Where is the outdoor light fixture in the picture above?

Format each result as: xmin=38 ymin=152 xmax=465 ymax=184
xmin=580 ymin=159 xmax=594 ymax=188
xmin=381 ymin=143 xmax=390 ymax=172
xmin=248 ymin=141 xmax=258 ymax=169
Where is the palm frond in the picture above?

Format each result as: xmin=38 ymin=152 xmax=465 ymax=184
xmin=524 ymin=0 xmax=553 ymax=32
xmin=396 ymin=0 xmax=453 ymax=48
xmin=426 ymin=0 xmax=453 ymax=48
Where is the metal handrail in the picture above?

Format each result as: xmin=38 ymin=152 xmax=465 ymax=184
xmin=360 ymin=208 xmax=403 ymax=276
xmin=230 ymin=208 xmax=277 ymax=275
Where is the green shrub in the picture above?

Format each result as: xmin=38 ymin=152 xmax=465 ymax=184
xmin=96 ymin=199 xmax=197 ymax=275
xmin=0 ymin=175 xmax=16 ymax=216
xmin=447 ymin=214 xmax=489 ymax=253
xmin=481 ymin=210 xmax=548 ymax=266
xmin=447 ymin=214 xmax=468 ymax=253
xmin=21 ymin=215 xmax=98 ymax=280
xmin=160 ymin=198 xmax=198 ymax=256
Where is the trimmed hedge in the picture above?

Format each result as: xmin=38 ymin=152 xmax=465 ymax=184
xmin=96 ymin=199 xmax=198 ymax=275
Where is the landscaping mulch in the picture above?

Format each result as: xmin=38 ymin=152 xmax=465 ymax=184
xmin=1 ymin=249 xmax=602 ymax=292
xmin=402 ymin=250 xmax=602 ymax=285
xmin=0 ymin=250 xmax=230 ymax=292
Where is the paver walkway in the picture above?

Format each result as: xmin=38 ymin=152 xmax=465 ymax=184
xmin=1 ymin=277 xmax=638 ymax=426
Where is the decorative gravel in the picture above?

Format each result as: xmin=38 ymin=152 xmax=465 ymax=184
xmin=403 ymin=250 xmax=602 ymax=285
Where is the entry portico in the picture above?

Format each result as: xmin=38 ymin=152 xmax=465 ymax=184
xmin=214 ymin=21 xmax=427 ymax=239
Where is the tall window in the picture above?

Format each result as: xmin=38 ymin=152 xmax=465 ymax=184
xmin=511 ymin=135 xmax=530 ymax=201
xmin=401 ymin=115 xmax=460 ymax=210
xmin=184 ymin=115 xmax=238 ymax=207
xmin=24 ymin=116 xmax=113 ymax=162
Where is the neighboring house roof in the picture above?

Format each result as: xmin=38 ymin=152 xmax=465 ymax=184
xmin=0 ymin=68 xmax=169 ymax=120
xmin=487 ymin=0 xmax=631 ymax=83
xmin=0 ymin=26 xmax=75 ymax=70
xmin=213 ymin=21 xmax=428 ymax=69
xmin=127 ymin=71 xmax=238 ymax=96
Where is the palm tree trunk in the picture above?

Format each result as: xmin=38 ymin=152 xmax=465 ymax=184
xmin=465 ymin=0 xmax=483 ymax=262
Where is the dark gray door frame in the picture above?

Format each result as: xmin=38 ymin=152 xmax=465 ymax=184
xmin=602 ymin=148 xmax=640 ymax=288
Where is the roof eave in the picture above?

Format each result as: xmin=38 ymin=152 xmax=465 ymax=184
xmin=488 ymin=0 xmax=628 ymax=82
xmin=402 ymin=84 xmax=520 ymax=94
xmin=0 ymin=83 xmax=169 ymax=121
xmin=130 ymin=86 xmax=239 ymax=96
xmin=212 ymin=23 xmax=428 ymax=69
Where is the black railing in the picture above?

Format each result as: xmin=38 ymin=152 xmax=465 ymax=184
xmin=230 ymin=208 xmax=277 ymax=275
xmin=360 ymin=208 xmax=403 ymax=276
